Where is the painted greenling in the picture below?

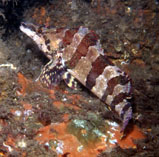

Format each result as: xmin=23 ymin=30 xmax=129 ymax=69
xmin=20 ymin=22 xmax=132 ymax=132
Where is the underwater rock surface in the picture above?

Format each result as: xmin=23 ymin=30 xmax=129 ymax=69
xmin=0 ymin=0 xmax=159 ymax=156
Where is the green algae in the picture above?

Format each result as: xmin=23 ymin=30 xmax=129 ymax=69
xmin=67 ymin=112 xmax=109 ymax=147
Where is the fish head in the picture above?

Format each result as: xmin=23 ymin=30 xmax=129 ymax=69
xmin=20 ymin=22 xmax=64 ymax=59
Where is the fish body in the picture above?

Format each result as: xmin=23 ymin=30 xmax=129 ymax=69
xmin=20 ymin=22 xmax=132 ymax=131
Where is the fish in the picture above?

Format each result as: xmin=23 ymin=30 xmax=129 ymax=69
xmin=20 ymin=22 xmax=132 ymax=132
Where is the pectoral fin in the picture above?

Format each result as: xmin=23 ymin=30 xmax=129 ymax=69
xmin=38 ymin=58 xmax=66 ymax=88
xmin=63 ymin=71 xmax=79 ymax=90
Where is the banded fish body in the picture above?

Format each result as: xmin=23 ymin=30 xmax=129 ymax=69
xmin=20 ymin=22 xmax=132 ymax=131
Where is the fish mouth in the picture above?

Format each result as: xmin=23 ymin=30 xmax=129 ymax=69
xmin=20 ymin=22 xmax=28 ymax=28
xmin=20 ymin=22 xmax=37 ymax=32
xmin=20 ymin=22 xmax=44 ymax=51
xmin=20 ymin=22 xmax=40 ymax=41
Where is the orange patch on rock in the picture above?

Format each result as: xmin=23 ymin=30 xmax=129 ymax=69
xmin=22 ymin=103 xmax=32 ymax=110
xmin=35 ymin=121 xmax=145 ymax=157
xmin=17 ymin=73 xmax=42 ymax=95
xmin=64 ymin=103 xmax=80 ymax=110
xmin=67 ymin=94 xmax=82 ymax=101
xmin=35 ymin=125 xmax=55 ymax=144
xmin=17 ymin=73 xmax=56 ymax=99
xmin=53 ymin=101 xmax=64 ymax=109
xmin=17 ymin=73 xmax=29 ymax=96
xmin=40 ymin=7 xmax=46 ymax=16
xmin=62 ymin=113 xmax=70 ymax=122
xmin=53 ymin=101 xmax=80 ymax=110
xmin=132 ymin=59 xmax=145 ymax=67
xmin=0 ymin=119 xmax=7 ymax=129
xmin=51 ymin=122 xmax=103 ymax=157
xmin=0 ymin=152 xmax=5 ymax=156
xmin=48 ymin=89 xmax=56 ymax=99
xmin=115 ymin=125 xmax=145 ymax=149
xmin=5 ymin=135 xmax=16 ymax=147
xmin=67 ymin=94 xmax=84 ymax=105
xmin=35 ymin=123 xmax=103 ymax=157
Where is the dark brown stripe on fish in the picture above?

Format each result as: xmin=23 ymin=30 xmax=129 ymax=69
xmin=43 ymin=35 xmax=47 ymax=40
xmin=120 ymin=102 xmax=131 ymax=119
xmin=86 ymin=56 xmax=112 ymax=90
xmin=101 ymin=75 xmax=130 ymax=102
xmin=110 ymin=93 xmax=129 ymax=110
xmin=45 ymin=39 xmax=50 ymax=45
xmin=62 ymin=29 xmax=78 ymax=47
xmin=47 ymin=45 xmax=51 ymax=51
xmin=68 ymin=32 xmax=98 ymax=69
